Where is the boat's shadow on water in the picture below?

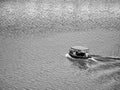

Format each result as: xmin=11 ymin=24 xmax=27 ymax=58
xmin=67 ymin=55 xmax=120 ymax=90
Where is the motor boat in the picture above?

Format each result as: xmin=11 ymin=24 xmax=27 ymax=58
xmin=65 ymin=46 xmax=91 ymax=61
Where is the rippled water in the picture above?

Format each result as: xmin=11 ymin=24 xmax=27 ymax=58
xmin=0 ymin=0 xmax=120 ymax=90
xmin=0 ymin=30 xmax=120 ymax=90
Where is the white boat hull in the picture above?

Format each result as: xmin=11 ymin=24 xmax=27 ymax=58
xmin=65 ymin=53 xmax=85 ymax=61
xmin=65 ymin=53 xmax=97 ymax=62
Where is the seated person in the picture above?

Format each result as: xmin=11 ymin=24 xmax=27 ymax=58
xmin=76 ymin=52 xmax=85 ymax=57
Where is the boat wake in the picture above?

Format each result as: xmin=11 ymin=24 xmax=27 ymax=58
xmin=66 ymin=54 xmax=120 ymax=90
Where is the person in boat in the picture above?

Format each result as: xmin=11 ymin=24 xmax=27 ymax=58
xmin=66 ymin=46 xmax=98 ymax=69
xmin=68 ymin=46 xmax=90 ymax=59
xmin=66 ymin=46 xmax=92 ymax=69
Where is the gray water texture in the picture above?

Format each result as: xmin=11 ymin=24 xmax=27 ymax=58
xmin=0 ymin=0 xmax=120 ymax=37
xmin=0 ymin=0 xmax=120 ymax=90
